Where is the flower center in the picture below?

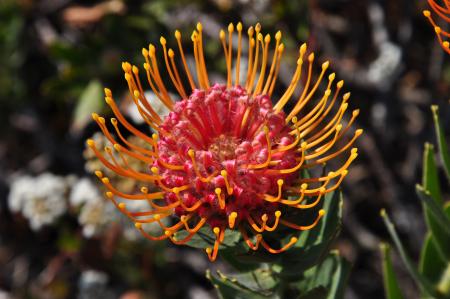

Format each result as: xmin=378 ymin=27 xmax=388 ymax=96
xmin=156 ymin=84 xmax=298 ymax=227
xmin=208 ymin=134 xmax=239 ymax=161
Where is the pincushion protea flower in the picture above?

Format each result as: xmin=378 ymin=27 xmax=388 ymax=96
xmin=424 ymin=0 xmax=450 ymax=54
xmin=87 ymin=22 xmax=362 ymax=261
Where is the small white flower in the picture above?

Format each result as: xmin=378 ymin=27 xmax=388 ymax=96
xmin=8 ymin=175 xmax=34 ymax=213
xmin=8 ymin=173 xmax=68 ymax=231
xmin=70 ymin=178 xmax=102 ymax=207
xmin=78 ymin=198 xmax=116 ymax=238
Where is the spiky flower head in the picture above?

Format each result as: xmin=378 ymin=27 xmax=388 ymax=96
xmin=424 ymin=1 xmax=450 ymax=54
xmin=87 ymin=22 xmax=362 ymax=261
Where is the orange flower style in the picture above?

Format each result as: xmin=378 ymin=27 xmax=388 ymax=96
xmin=87 ymin=22 xmax=362 ymax=261
xmin=424 ymin=0 xmax=450 ymax=54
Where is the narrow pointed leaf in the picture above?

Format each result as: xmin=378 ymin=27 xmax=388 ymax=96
xmin=326 ymin=252 xmax=351 ymax=299
xmin=416 ymin=185 xmax=450 ymax=238
xmin=420 ymin=143 xmax=450 ymax=260
xmin=381 ymin=243 xmax=405 ymax=299
xmin=431 ymin=105 xmax=450 ymax=182
xmin=422 ymin=143 xmax=443 ymax=204
xmin=380 ymin=210 xmax=438 ymax=298
xmin=419 ymin=233 xmax=447 ymax=285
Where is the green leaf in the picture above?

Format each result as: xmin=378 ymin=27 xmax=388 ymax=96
xmin=206 ymin=270 xmax=277 ymax=299
xmin=326 ymin=253 xmax=351 ymax=299
xmin=437 ymin=263 xmax=450 ymax=297
xmin=381 ymin=243 xmax=406 ymax=299
xmin=220 ymin=243 xmax=261 ymax=272
xmin=422 ymin=143 xmax=443 ymax=205
xmin=277 ymin=191 xmax=343 ymax=277
xmin=176 ymin=226 xmax=241 ymax=249
xmin=72 ymin=79 xmax=104 ymax=133
xmin=380 ymin=210 xmax=439 ymax=298
xmin=419 ymin=233 xmax=447 ymax=285
xmin=295 ymin=251 xmax=350 ymax=299
xmin=436 ymin=204 xmax=450 ymax=297
xmin=217 ymin=268 xmax=277 ymax=293
xmin=416 ymin=185 xmax=450 ymax=241
xmin=431 ymin=105 xmax=450 ymax=183
xmin=420 ymin=143 xmax=450 ymax=261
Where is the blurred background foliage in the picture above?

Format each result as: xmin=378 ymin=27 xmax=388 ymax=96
xmin=0 ymin=0 xmax=449 ymax=298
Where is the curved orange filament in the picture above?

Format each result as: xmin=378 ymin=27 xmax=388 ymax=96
xmin=150 ymin=166 xmax=190 ymax=193
xmin=262 ymin=179 xmax=284 ymax=202
xmin=240 ymin=227 xmax=262 ymax=250
xmin=180 ymin=215 xmax=207 ymax=233
xmin=142 ymin=51 xmax=173 ymax=106
xmin=296 ymin=191 xmax=324 ymax=209
xmin=263 ymin=211 xmax=281 ymax=232
xmin=123 ymin=66 xmax=161 ymax=125
xmin=188 ymin=149 xmax=218 ymax=182
xmin=174 ymin=30 xmax=196 ymax=90
xmin=259 ymin=236 xmax=298 ymax=254
xmin=148 ymin=44 xmax=174 ymax=109
xmin=246 ymin=213 xmax=268 ymax=233
xmin=228 ymin=212 xmax=238 ymax=229
xmin=160 ymin=37 xmax=187 ymax=99
xmin=304 ymin=93 xmax=350 ymax=142
xmin=296 ymin=80 xmax=344 ymax=138
xmin=109 ymin=118 xmax=156 ymax=157
xmin=245 ymin=26 xmax=255 ymax=86
xmin=154 ymin=214 xmax=186 ymax=232
xmin=280 ymin=209 xmax=325 ymax=231
xmin=215 ymin=188 xmax=226 ymax=210
xmin=171 ymin=188 xmax=203 ymax=212
xmin=262 ymin=31 xmax=282 ymax=95
xmin=273 ymin=44 xmax=307 ymax=112
xmin=246 ymin=126 xmax=272 ymax=169
xmin=272 ymin=117 xmax=301 ymax=153
xmin=166 ymin=217 xmax=207 ymax=245
xmin=98 ymin=173 xmax=163 ymax=200
xmin=92 ymin=114 xmax=156 ymax=161
xmin=134 ymin=222 xmax=169 ymax=241
xmin=235 ymin=22 xmax=243 ymax=86
xmin=304 ymin=130 xmax=362 ymax=168
xmin=268 ymin=44 xmax=285 ymax=97
xmin=87 ymin=140 xmax=157 ymax=182
xmin=220 ymin=170 xmax=233 ymax=195
xmin=196 ymin=23 xmax=210 ymax=88
xmin=286 ymin=59 xmax=330 ymax=122
xmin=253 ymin=34 xmax=270 ymax=96
xmin=266 ymin=142 xmax=307 ymax=175
xmin=103 ymin=91 xmax=157 ymax=145
xmin=247 ymin=30 xmax=262 ymax=93
xmin=227 ymin=23 xmax=234 ymax=87
xmin=206 ymin=227 xmax=225 ymax=261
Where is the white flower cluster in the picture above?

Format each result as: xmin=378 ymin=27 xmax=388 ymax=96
xmin=8 ymin=173 xmax=68 ymax=231
xmin=70 ymin=178 xmax=116 ymax=238
xmin=8 ymin=173 xmax=165 ymax=241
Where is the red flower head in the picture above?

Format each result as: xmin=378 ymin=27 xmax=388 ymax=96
xmin=424 ymin=0 xmax=450 ymax=54
xmin=87 ymin=22 xmax=362 ymax=261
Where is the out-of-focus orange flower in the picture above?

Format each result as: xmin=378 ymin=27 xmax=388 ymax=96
xmin=87 ymin=22 xmax=361 ymax=261
xmin=424 ymin=0 xmax=450 ymax=54
xmin=63 ymin=0 xmax=125 ymax=28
